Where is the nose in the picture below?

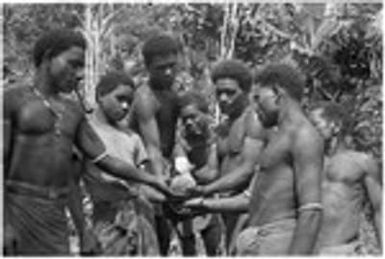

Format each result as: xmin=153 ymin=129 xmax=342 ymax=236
xmin=76 ymin=68 xmax=85 ymax=82
xmin=121 ymin=102 xmax=129 ymax=112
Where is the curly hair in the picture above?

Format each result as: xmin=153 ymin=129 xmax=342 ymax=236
xmin=142 ymin=33 xmax=179 ymax=67
xmin=179 ymin=90 xmax=209 ymax=113
xmin=254 ymin=63 xmax=305 ymax=101
xmin=33 ymin=29 xmax=86 ymax=67
xmin=211 ymin=59 xmax=253 ymax=92
xmin=96 ymin=71 xmax=135 ymax=98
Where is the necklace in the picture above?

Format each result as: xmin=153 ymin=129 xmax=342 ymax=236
xmin=31 ymin=87 xmax=63 ymax=137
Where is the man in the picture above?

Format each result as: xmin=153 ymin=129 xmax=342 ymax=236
xmin=169 ymin=91 xmax=222 ymax=255
xmin=308 ymin=101 xmax=382 ymax=255
xmin=189 ymin=59 xmax=266 ymax=252
xmin=127 ymin=32 xmax=182 ymax=255
xmin=185 ymin=63 xmax=324 ymax=255
xmin=3 ymin=29 xmax=171 ymax=255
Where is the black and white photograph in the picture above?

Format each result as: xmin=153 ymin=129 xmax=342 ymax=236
xmin=2 ymin=1 xmax=383 ymax=256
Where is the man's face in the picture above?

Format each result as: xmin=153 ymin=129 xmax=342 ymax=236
xmin=215 ymin=78 xmax=243 ymax=115
xmin=148 ymin=53 xmax=178 ymax=89
xmin=251 ymin=84 xmax=279 ymax=128
xmin=49 ymin=46 xmax=85 ymax=93
xmin=309 ymin=108 xmax=334 ymax=140
xmin=99 ymin=84 xmax=134 ymax=122
xmin=180 ymin=104 xmax=208 ymax=137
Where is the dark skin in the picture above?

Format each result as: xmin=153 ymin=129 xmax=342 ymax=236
xmin=185 ymin=84 xmax=324 ymax=255
xmin=4 ymin=46 xmax=172 ymax=254
xmin=128 ymin=52 xmax=182 ymax=255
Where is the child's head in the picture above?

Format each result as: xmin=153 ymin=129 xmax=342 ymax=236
xmin=96 ymin=72 xmax=135 ymax=122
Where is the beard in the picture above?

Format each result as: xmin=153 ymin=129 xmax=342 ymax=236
xmin=223 ymin=93 xmax=249 ymax=120
xmin=258 ymin=108 xmax=278 ymax=128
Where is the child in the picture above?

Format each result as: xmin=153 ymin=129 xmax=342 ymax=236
xmin=83 ymin=72 xmax=159 ymax=255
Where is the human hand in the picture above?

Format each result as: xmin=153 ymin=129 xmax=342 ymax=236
xmin=182 ymin=197 xmax=207 ymax=211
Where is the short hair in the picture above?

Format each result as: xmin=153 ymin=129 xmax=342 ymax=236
xmin=255 ymin=63 xmax=305 ymax=101
xmin=96 ymin=71 xmax=135 ymax=98
xmin=33 ymin=29 xmax=86 ymax=67
xmin=211 ymin=59 xmax=252 ymax=92
xmin=179 ymin=91 xmax=209 ymax=114
xmin=142 ymin=33 xmax=179 ymax=67
xmin=310 ymin=101 xmax=348 ymax=124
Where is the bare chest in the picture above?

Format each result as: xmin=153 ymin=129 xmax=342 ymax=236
xmin=259 ymin=132 xmax=292 ymax=171
xmin=324 ymin=154 xmax=365 ymax=183
xmin=16 ymin=98 xmax=80 ymax=139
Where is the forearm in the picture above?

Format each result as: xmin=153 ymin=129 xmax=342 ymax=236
xmin=289 ymin=210 xmax=322 ymax=254
xmin=97 ymin=156 xmax=157 ymax=187
xmin=147 ymin=147 xmax=165 ymax=178
xmin=202 ymin=193 xmax=249 ymax=213
xmin=203 ymin=165 xmax=253 ymax=195
xmin=67 ymin=182 xmax=86 ymax=238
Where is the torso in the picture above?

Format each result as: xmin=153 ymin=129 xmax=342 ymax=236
xmin=131 ymin=85 xmax=179 ymax=159
xmin=249 ymin=127 xmax=297 ymax=226
xmin=6 ymin=86 xmax=83 ymax=188
xmin=317 ymin=151 xmax=368 ymax=246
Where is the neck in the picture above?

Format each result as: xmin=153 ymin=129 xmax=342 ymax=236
xmin=34 ymin=67 xmax=57 ymax=97
xmin=325 ymin=136 xmax=346 ymax=156
xmin=94 ymin=105 xmax=116 ymax=127
xmin=277 ymin=97 xmax=303 ymax=129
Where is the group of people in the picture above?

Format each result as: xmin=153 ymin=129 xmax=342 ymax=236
xmin=3 ymin=28 xmax=382 ymax=256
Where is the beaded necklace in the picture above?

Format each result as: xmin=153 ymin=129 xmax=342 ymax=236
xmin=31 ymin=87 xmax=63 ymax=137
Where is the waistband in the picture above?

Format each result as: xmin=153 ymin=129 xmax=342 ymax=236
xmin=243 ymin=218 xmax=296 ymax=237
xmin=5 ymin=179 xmax=70 ymax=200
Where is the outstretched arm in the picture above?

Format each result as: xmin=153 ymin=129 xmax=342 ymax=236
xmin=132 ymin=91 xmax=166 ymax=179
xmin=363 ymin=155 xmax=382 ymax=248
xmin=289 ymin=129 xmax=324 ymax=255
xmin=200 ymin=136 xmax=263 ymax=195
xmin=184 ymin=191 xmax=250 ymax=213
xmin=75 ymin=117 xmax=170 ymax=195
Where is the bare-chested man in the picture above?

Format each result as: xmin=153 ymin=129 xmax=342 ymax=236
xmin=127 ymin=33 xmax=182 ymax=255
xmin=185 ymin=63 xmax=324 ymax=255
xmin=188 ymin=59 xmax=266 ymax=253
xmin=3 ymin=29 xmax=171 ymax=256
xmin=308 ymin=101 xmax=382 ymax=255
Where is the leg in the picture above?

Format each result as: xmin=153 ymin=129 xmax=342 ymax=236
xmin=201 ymin=214 xmax=222 ymax=256
xmin=179 ymin=219 xmax=196 ymax=255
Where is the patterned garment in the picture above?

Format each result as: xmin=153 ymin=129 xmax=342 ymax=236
xmin=92 ymin=199 xmax=159 ymax=255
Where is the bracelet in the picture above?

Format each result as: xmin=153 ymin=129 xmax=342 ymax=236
xmin=91 ymin=151 xmax=108 ymax=164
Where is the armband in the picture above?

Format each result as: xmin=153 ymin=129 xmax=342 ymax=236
xmin=298 ymin=203 xmax=323 ymax=212
xmin=91 ymin=151 xmax=108 ymax=164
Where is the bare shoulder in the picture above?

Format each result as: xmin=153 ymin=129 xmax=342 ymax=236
xmin=133 ymin=84 xmax=158 ymax=117
xmin=61 ymin=96 xmax=85 ymax=119
xmin=292 ymin=120 xmax=323 ymax=154
xmin=4 ymin=84 xmax=31 ymax=114
xmin=348 ymin=150 xmax=379 ymax=178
